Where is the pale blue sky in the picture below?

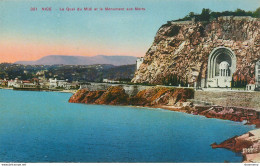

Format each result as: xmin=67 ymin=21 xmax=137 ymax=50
xmin=0 ymin=0 xmax=259 ymax=62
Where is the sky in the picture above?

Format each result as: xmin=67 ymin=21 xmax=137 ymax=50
xmin=0 ymin=0 xmax=259 ymax=63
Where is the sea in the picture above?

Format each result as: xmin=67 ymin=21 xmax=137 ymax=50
xmin=0 ymin=89 xmax=255 ymax=163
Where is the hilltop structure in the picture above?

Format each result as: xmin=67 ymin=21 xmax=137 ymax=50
xmin=132 ymin=16 xmax=260 ymax=89
xmin=136 ymin=57 xmax=144 ymax=70
xmin=256 ymin=60 xmax=260 ymax=89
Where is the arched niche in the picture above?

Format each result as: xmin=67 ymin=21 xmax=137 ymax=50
xmin=207 ymin=47 xmax=236 ymax=79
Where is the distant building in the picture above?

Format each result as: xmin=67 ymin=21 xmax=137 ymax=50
xmin=49 ymin=78 xmax=59 ymax=88
xmin=0 ymin=79 xmax=8 ymax=86
xmin=246 ymin=60 xmax=260 ymax=91
xmin=18 ymin=81 xmax=37 ymax=88
xmin=49 ymin=78 xmax=70 ymax=89
xmin=136 ymin=57 xmax=144 ymax=70
xmin=39 ymin=80 xmax=50 ymax=89
xmin=8 ymin=78 xmax=19 ymax=87
xmin=11 ymin=79 xmax=38 ymax=89
xmin=0 ymin=79 xmax=5 ymax=86
xmin=246 ymin=84 xmax=256 ymax=91
xmin=103 ymin=79 xmax=109 ymax=83
xmin=256 ymin=60 xmax=260 ymax=90
xmin=102 ymin=79 xmax=120 ymax=83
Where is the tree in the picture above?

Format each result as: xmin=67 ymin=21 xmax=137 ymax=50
xmin=231 ymin=76 xmax=234 ymax=88
xmin=189 ymin=12 xmax=195 ymax=18
xmin=200 ymin=8 xmax=211 ymax=21
xmin=254 ymin=7 xmax=260 ymax=18
xmin=235 ymin=8 xmax=246 ymax=16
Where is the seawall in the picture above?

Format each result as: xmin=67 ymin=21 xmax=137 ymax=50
xmin=80 ymin=83 xmax=151 ymax=96
xmin=193 ymin=90 xmax=260 ymax=111
xmin=81 ymin=83 xmax=260 ymax=110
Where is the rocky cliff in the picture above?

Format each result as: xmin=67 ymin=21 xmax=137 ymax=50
xmin=132 ymin=16 xmax=260 ymax=86
xmin=69 ymin=86 xmax=194 ymax=106
xmin=211 ymin=129 xmax=260 ymax=163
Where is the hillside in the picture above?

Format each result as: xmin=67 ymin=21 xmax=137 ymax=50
xmin=0 ymin=63 xmax=136 ymax=82
xmin=15 ymin=55 xmax=137 ymax=66
xmin=132 ymin=16 xmax=260 ymax=87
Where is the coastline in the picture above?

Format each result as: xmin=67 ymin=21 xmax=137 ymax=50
xmin=129 ymin=104 xmax=260 ymax=163
xmin=1 ymin=87 xmax=259 ymax=162
xmin=0 ymin=87 xmax=77 ymax=94
xmin=1 ymin=88 xmax=250 ymax=163
xmin=135 ymin=105 xmax=260 ymax=163
xmin=68 ymin=86 xmax=260 ymax=163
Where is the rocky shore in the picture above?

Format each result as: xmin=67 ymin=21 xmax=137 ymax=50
xmin=69 ymin=86 xmax=194 ymax=106
xmin=69 ymin=86 xmax=260 ymax=162
xmin=211 ymin=129 xmax=260 ymax=163
xmin=69 ymin=86 xmax=260 ymax=126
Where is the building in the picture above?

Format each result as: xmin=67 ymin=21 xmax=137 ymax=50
xmin=49 ymin=78 xmax=59 ymax=88
xmin=136 ymin=57 xmax=144 ymax=70
xmin=246 ymin=84 xmax=256 ymax=91
xmin=256 ymin=60 xmax=260 ymax=90
xmin=0 ymin=79 xmax=8 ymax=87
xmin=18 ymin=81 xmax=37 ymax=88
xmin=245 ymin=60 xmax=260 ymax=91
xmin=49 ymin=78 xmax=70 ymax=89
xmin=103 ymin=78 xmax=120 ymax=83
xmin=206 ymin=47 xmax=260 ymax=90
xmin=206 ymin=47 xmax=236 ymax=88
xmin=12 ymin=80 xmax=38 ymax=89
xmin=132 ymin=16 xmax=260 ymax=90
xmin=0 ymin=79 xmax=5 ymax=86
xmin=8 ymin=78 xmax=19 ymax=87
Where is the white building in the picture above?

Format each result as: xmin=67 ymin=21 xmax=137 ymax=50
xmin=246 ymin=59 xmax=260 ymax=91
xmin=8 ymin=78 xmax=19 ymax=87
xmin=256 ymin=60 xmax=260 ymax=89
xmin=103 ymin=78 xmax=120 ymax=83
xmin=246 ymin=84 xmax=256 ymax=91
xmin=206 ymin=47 xmax=236 ymax=88
xmin=49 ymin=78 xmax=70 ymax=89
xmin=49 ymin=78 xmax=59 ymax=88
xmin=136 ymin=57 xmax=144 ymax=70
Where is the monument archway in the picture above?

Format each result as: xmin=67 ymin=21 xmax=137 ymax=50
xmin=207 ymin=47 xmax=236 ymax=88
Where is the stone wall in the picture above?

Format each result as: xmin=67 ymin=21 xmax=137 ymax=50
xmin=193 ymin=90 xmax=260 ymax=111
xmin=80 ymin=83 xmax=260 ymax=110
xmin=80 ymin=83 xmax=151 ymax=96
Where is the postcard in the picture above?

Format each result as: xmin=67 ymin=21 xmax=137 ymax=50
xmin=0 ymin=0 xmax=260 ymax=165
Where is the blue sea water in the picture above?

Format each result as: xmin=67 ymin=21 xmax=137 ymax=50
xmin=0 ymin=89 xmax=255 ymax=163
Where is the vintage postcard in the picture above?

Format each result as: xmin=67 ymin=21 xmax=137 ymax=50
xmin=0 ymin=0 xmax=260 ymax=165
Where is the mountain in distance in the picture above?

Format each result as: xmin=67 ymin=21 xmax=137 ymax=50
xmin=15 ymin=55 xmax=138 ymax=66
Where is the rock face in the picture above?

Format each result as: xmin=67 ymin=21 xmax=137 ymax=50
xmin=69 ymin=86 xmax=194 ymax=106
xmin=211 ymin=136 xmax=253 ymax=152
xmin=192 ymin=106 xmax=260 ymax=127
xmin=161 ymin=104 xmax=260 ymax=127
xmin=132 ymin=16 xmax=260 ymax=86
xmin=69 ymin=86 xmax=129 ymax=105
xmin=211 ymin=129 xmax=260 ymax=163
xmin=129 ymin=87 xmax=194 ymax=106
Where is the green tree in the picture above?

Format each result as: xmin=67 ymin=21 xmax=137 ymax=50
xmin=231 ymin=76 xmax=235 ymax=88
xmin=200 ymin=8 xmax=211 ymax=21
xmin=254 ymin=7 xmax=260 ymax=18
xmin=234 ymin=8 xmax=246 ymax=16
xmin=189 ymin=12 xmax=195 ymax=18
